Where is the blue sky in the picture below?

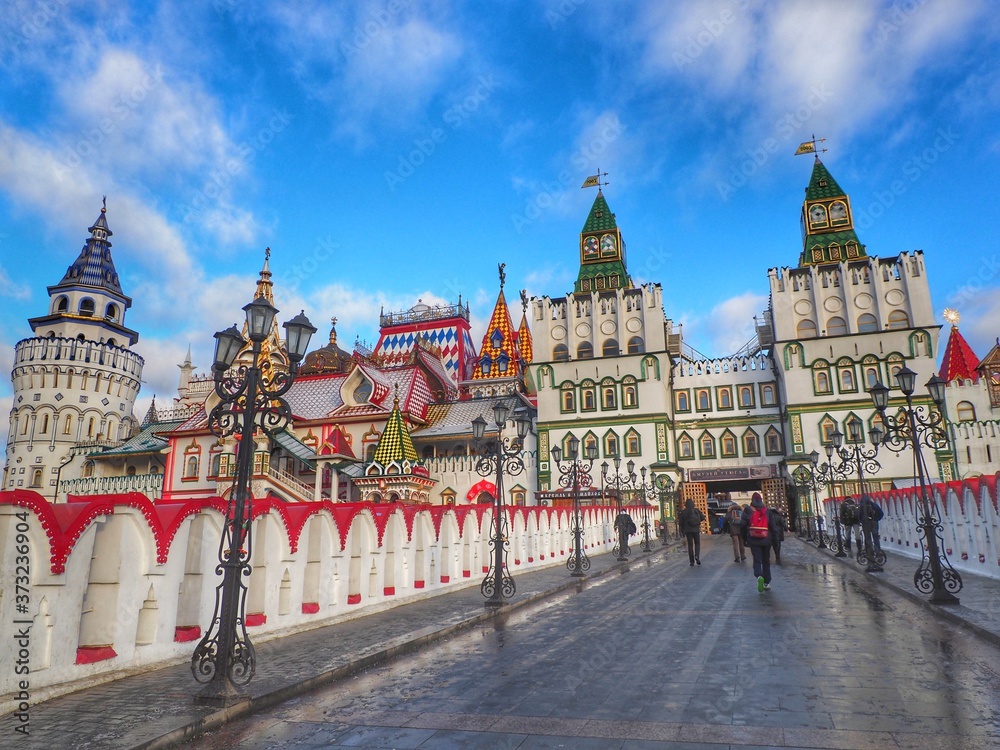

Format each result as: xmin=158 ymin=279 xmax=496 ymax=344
xmin=1 ymin=0 xmax=999 ymax=426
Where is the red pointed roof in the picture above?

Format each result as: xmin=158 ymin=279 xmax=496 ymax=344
xmin=939 ymin=324 xmax=980 ymax=383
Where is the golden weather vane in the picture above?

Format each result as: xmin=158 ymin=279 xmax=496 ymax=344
xmin=794 ymin=135 xmax=828 ymax=157
xmin=581 ymin=168 xmax=609 ymax=189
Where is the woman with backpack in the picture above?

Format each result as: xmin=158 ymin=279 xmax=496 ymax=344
xmin=678 ymin=498 xmax=706 ymax=566
xmin=741 ymin=492 xmax=776 ymax=591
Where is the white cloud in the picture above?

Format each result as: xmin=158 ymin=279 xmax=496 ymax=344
xmin=0 ymin=264 xmax=31 ymax=300
xmin=681 ymin=291 xmax=768 ymax=357
xmin=268 ymin=1 xmax=464 ymax=143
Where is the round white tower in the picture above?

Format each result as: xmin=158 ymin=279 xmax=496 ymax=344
xmin=3 ymin=203 xmax=144 ymax=499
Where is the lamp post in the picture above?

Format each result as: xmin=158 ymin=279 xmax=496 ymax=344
xmin=792 ymin=451 xmax=826 ymax=549
xmin=657 ymin=475 xmax=677 ymax=544
xmin=829 ymin=417 xmax=885 ymax=573
xmin=192 ymin=296 xmax=315 ymax=706
xmin=630 ymin=466 xmax=658 ymax=552
xmin=472 ymin=402 xmax=532 ymax=609
xmin=551 ymin=437 xmax=598 ymax=577
xmin=823 ymin=443 xmax=848 ymax=558
xmin=870 ymin=366 xmax=962 ymax=604
xmin=601 ymin=456 xmax=633 ymax=561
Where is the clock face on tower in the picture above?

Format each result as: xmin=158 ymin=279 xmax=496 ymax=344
xmin=583 ymin=236 xmax=599 ymax=257
xmin=600 ymin=233 xmax=617 ymax=256
xmin=809 ymin=204 xmax=827 ymax=227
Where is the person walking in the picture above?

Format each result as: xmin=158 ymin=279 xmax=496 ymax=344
xmin=840 ymin=496 xmax=862 ymax=553
xmin=723 ymin=503 xmax=746 ymax=562
xmin=741 ymin=492 xmax=776 ymax=591
xmin=858 ymin=495 xmax=884 ymax=558
xmin=678 ymin=498 xmax=706 ymax=566
xmin=771 ymin=510 xmax=787 ymax=564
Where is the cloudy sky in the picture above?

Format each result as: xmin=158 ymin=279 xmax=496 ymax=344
xmin=1 ymin=0 xmax=999 ymax=430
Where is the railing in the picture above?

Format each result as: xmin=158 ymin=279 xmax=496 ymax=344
xmin=14 ymin=336 xmax=144 ymax=376
xmin=60 ymin=473 xmax=163 ymax=498
xmin=380 ymin=300 xmax=470 ymax=326
xmin=267 ymin=466 xmax=315 ymax=501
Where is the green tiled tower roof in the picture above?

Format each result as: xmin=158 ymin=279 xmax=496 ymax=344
xmin=582 ymin=191 xmax=618 ymax=233
xmin=372 ymin=397 xmax=419 ymax=465
xmin=798 ymin=158 xmax=868 ymax=267
xmin=804 ymin=158 xmax=847 ymax=200
xmin=575 ymin=191 xmax=632 ymax=293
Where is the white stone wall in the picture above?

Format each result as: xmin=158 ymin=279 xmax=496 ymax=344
xmin=0 ymin=492 xmax=630 ymax=713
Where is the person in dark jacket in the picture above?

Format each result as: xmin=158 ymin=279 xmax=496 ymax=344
xmin=678 ymin=498 xmax=706 ymax=566
xmin=857 ymin=495 xmax=884 ymax=558
xmin=771 ymin=510 xmax=787 ymax=564
xmin=741 ymin=492 xmax=777 ymax=591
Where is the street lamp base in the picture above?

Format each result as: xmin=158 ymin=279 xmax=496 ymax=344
xmin=484 ymin=597 xmax=507 ymax=610
xmin=929 ymin=589 xmax=960 ymax=605
xmin=834 ymin=550 xmax=847 ymax=558
xmin=570 ymin=571 xmax=585 ymax=578
xmin=865 ymin=563 xmax=884 ymax=573
xmin=195 ymin=678 xmax=252 ymax=708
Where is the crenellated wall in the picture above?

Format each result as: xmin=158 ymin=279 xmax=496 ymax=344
xmin=821 ymin=473 xmax=1000 ymax=578
xmin=0 ymin=490 xmax=636 ymax=714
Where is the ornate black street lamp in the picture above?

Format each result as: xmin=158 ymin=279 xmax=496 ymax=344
xmin=870 ymin=366 xmax=962 ymax=604
xmin=551 ymin=436 xmax=598 ymax=577
xmin=472 ymin=402 xmax=532 ymax=609
xmin=657 ymin=475 xmax=677 ymax=544
xmin=792 ymin=451 xmax=826 ymax=549
xmin=823 ymin=443 xmax=848 ymax=558
xmin=601 ymin=456 xmax=633 ymax=561
xmin=630 ymin=466 xmax=658 ymax=552
xmin=830 ymin=417 xmax=886 ymax=573
xmin=192 ymin=296 xmax=315 ymax=706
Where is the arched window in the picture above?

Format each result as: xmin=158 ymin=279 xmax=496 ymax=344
xmin=887 ymin=310 xmax=910 ymax=330
xmin=79 ymin=298 xmax=95 ymax=317
xmin=796 ymin=319 xmax=817 ymax=339
xmin=40 ymin=414 xmax=49 ymax=434
xmin=678 ymin=435 xmax=694 ymax=459
xmin=865 ymin=366 xmax=880 ymax=388
xmin=957 ymin=401 xmax=976 ymax=421
xmin=602 ymin=339 xmax=619 ymax=356
xmin=56 ymin=296 xmax=69 ymax=313
xmin=211 ymin=454 xmax=222 ymax=476
xmin=602 ymin=385 xmax=617 ymax=409
xmin=826 ymin=317 xmax=847 ymax=336
xmin=184 ymin=456 xmax=199 ymax=478
xmin=30 ymin=469 xmax=43 ymax=488
xmin=623 ymin=384 xmax=637 ymax=407
xmin=718 ymin=389 xmax=732 ymax=409
xmin=840 ymin=368 xmax=856 ymax=391
xmin=553 ymin=344 xmax=569 ymax=362
xmin=577 ymin=342 xmax=594 ymax=360
xmin=696 ymin=389 xmax=711 ymax=411
xmin=627 ymin=336 xmax=645 ymax=354
xmin=63 ymin=414 xmax=73 ymax=435
xmin=625 ymin=430 xmax=640 ymax=455
xmin=739 ymin=386 xmax=754 ymax=408
xmin=760 ymin=384 xmax=776 ymax=406
xmin=105 ymin=303 xmax=119 ymax=321
xmin=858 ymin=314 xmax=878 ymax=333
xmin=815 ymin=371 xmax=830 ymax=393
xmin=700 ymin=434 xmax=715 ymax=457
xmin=605 ymin=433 xmax=619 ymax=457
xmin=721 ymin=432 xmax=737 ymax=457
xmin=676 ymin=391 xmax=690 ymax=411
xmin=765 ymin=428 xmax=783 ymax=455
xmin=561 ymin=387 xmax=576 ymax=412
xmin=83 ymin=460 xmax=95 ymax=478
xmin=582 ymin=385 xmax=596 ymax=410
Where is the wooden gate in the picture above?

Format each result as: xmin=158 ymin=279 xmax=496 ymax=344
xmin=681 ymin=482 xmax=710 ymax=534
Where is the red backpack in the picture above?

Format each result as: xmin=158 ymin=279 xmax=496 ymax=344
xmin=748 ymin=506 xmax=770 ymax=539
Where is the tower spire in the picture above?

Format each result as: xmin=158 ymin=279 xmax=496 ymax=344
xmin=798 ymin=152 xmax=867 ymax=267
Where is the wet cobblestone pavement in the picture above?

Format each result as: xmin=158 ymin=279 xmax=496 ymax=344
xmin=7 ymin=536 xmax=1000 ymax=749
xmin=175 ymin=537 xmax=1000 ymax=749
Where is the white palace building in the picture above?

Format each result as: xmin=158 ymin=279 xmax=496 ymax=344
xmin=1 ymin=158 xmax=999 ymax=710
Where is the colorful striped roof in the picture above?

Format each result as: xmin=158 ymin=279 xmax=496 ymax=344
xmin=471 ymin=289 xmax=521 ymax=380
xmin=518 ymin=311 xmax=533 ymax=365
